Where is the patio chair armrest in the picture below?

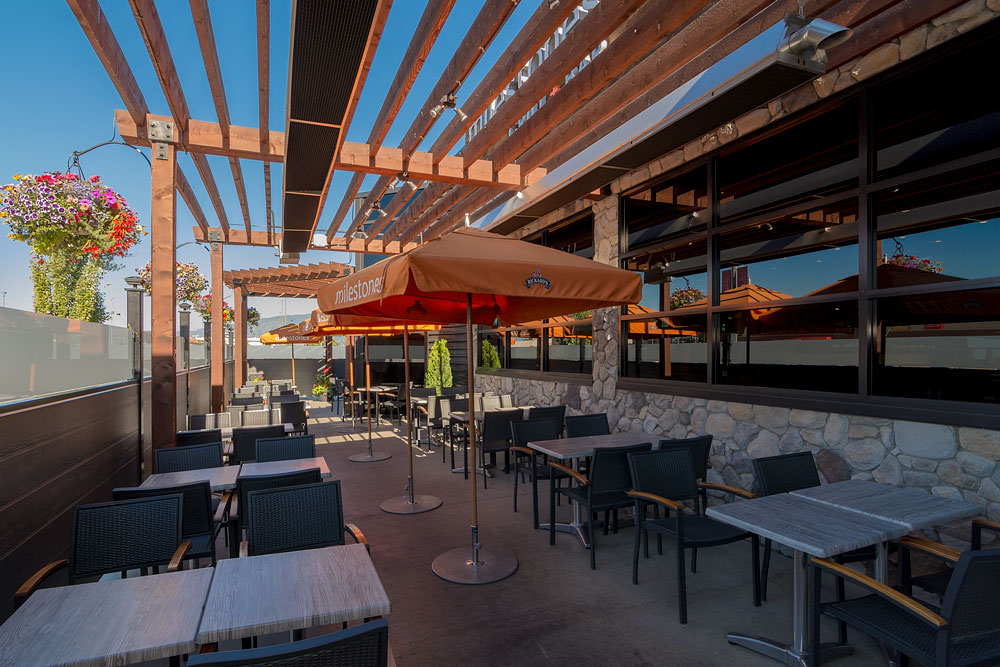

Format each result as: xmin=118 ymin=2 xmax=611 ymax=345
xmin=239 ymin=541 xmax=249 ymax=558
xmin=15 ymin=560 xmax=69 ymax=603
xmin=346 ymin=523 xmax=370 ymax=553
xmin=508 ymin=446 xmax=536 ymax=457
xmin=167 ymin=542 xmax=193 ymax=572
xmin=549 ymin=462 xmax=589 ymax=485
xmin=811 ymin=557 xmax=947 ymax=628
xmin=627 ymin=490 xmax=683 ymax=511
xmin=972 ymin=518 xmax=1000 ymax=550
xmin=382 ymin=392 xmax=397 ymax=398
xmin=698 ymin=482 xmax=755 ymax=499
xmin=415 ymin=406 xmax=428 ymax=415
xmin=897 ymin=535 xmax=961 ymax=563
xmin=214 ymin=491 xmax=234 ymax=524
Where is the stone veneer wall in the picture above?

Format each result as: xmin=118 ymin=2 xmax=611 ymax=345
xmin=479 ymin=2 xmax=1000 ymax=547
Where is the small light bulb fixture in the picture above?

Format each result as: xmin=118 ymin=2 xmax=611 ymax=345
xmin=516 ymin=191 xmax=524 ymax=199
xmin=464 ymin=212 xmax=471 ymax=226
xmin=432 ymin=93 xmax=466 ymax=121
xmin=352 ymin=229 xmax=368 ymax=240
xmin=548 ymin=0 xmax=559 ymax=8
xmin=398 ymin=172 xmax=417 ymax=189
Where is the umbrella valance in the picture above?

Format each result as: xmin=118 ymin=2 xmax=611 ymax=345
xmin=317 ymin=227 xmax=642 ymax=325
xmin=260 ymin=322 xmax=319 ymax=344
xmin=301 ymin=310 xmax=441 ymax=336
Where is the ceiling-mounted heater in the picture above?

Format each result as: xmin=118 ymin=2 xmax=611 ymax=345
xmin=480 ymin=14 xmax=852 ymax=235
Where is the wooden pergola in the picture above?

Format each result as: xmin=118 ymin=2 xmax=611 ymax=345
xmin=68 ymin=0 xmax=947 ymax=455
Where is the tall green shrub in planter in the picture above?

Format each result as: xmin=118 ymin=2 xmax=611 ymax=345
xmin=424 ymin=339 xmax=453 ymax=395
xmin=481 ymin=338 xmax=501 ymax=368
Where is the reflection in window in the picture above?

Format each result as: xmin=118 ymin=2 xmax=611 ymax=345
xmin=873 ymin=289 xmax=1000 ymax=404
xmin=547 ymin=322 xmax=592 ymax=375
xmin=718 ymin=302 xmax=858 ymax=392
xmin=509 ymin=329 xmax=540 ymax=371
xmin=622 ymin=315 xmax=707 ymax=382
xmin=480 ymin=332 xmax=504 ymax=369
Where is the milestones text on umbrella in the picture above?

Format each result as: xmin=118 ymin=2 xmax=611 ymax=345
xmin=334 ymin=276 xmax=384 ymax=305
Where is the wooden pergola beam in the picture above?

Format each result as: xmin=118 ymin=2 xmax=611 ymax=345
xmin=322 ymin=0 xmax=455 ymax=243
xmin=336 ymin=0 xmax=519 ymax=242
xmin=128 ymin=0 xmax=231 ymax=233
xmin=116 ymin=110 xmax=284 ymax=162
xmin=190 ymin=0 xmax=252 ymax=236
xmin=305 ymin=0 xmax=393 ymax=239
xmin=257 ymin=0 xmax=273 ymax=243
xmin=176 ymin=169 xmax=211 ymax=234
xmin=193 ymin=227 xmax=416 ymax=255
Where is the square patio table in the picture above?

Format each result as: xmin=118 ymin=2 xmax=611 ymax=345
xmin=527 ymin=432 xmax=657 ymax=547
xmin=196 ymin=543 xmax=390 ymax=643
xmin=707 ymin=493 xmax=908 ymax=667
xmin=0 ymin=568 xmax=213 ymax=666
xmin=790 ymin=479 xmax=980 ymax=530
xmin=239 ymin=456 xmax=331 ymax=479
xmin=140 ymin=464 xmax=241 ymax=492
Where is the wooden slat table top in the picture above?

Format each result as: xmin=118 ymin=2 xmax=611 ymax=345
xmin=140 ymin=465 xmax=241 ymax=492
xmin=790 ymin=479 xmax=981 ymax=531
xmin=706 ymin=494 xmax=908 ymax=558
xmin=0 ymin=568 xmax=213 ymax=667
xmin=196 ymin=544 xmax=390 ymax=643
xmin=239 ymin=457 xmax=331 ymax=479
xmin=448 ymin=407 xmax=529 ymax=424
xmin=528 ymin=432 xmax=657 ymax=460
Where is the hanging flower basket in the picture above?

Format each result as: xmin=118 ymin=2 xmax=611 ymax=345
xmin=1 ymin=172 xmax=143 ymax=260
xmin=670 ymin=287 xmax=705 ymax=310
xmin=193 ymin=294 xmax=235 ymax=332
xmin=136 ymin=261 xmax=208 ymax=303
xmin=247 ymin=306 xmax=260 ymax=328
xmin=885 ymin=253 xmax=943 ymax=273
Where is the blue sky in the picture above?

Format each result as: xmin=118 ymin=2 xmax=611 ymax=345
xmin=0 ymin=0 xmax=539 ymax=326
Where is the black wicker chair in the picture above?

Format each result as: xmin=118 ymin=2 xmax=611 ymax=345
xmin=176 ymin=428 xmax=222 ymax=447
xmin=255 ymin=434 xmax=316 ymax=462
xmin=510 ymin=419 xmax=565 ymax=529
xmin=565 ymin=413 xmax=610 ymax=438
xmin=279 ymin=400 xmax=309 ymax=435
xmin=219 ymin=468 xmax=324 ymax=558
xmin=154 ymin=442 xmax=223 ymax=473
xmin=658 ymin=436 xmax=713 ymax=514
xmin=232 ymin=396 xmax=264 ymax=407
xmin=550 ymin=442 xmax=652 ymax=570
xmin=188 ymin=619 xmax=389 ymax=667
xmin=241 ymin=409 xmax=272 ymax=427
xmin=753 ymin=452 xmax=879 ymax=607
xmin=242 ymin=480 xmax=367 ymax=557
xmin=188 ymin=413 xmax=231 ymax=430
xmin=477 ymin=408 xmax=522 ymax=488
xmin=528 ymin=405 xmax=566 ymax=432
xmin=899 ymin=518 xmax=1000 ymax=600
xmin=270 ymin=394 xmax=300 ymax=404
xmin=627 ymin=448 xmax=760 ymax=624
xmin=811 ymin=549 xmax=1000 ymax=667
xmin=15 ymin=495 xmax=189 ymax=608
xmin=231 ymin=424 xmax=286 ymax=464
xmin=114 ymin=481 xmax=221 ymax=566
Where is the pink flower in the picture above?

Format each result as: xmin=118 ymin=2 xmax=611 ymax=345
xmin=89 ymin=175 xmax=100 ymax=183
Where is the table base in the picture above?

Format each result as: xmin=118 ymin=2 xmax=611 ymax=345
xmin=380 ymin=494 xmax=442 ymax=514
xmin=348 ymin=452 xmax=392 ymax=462
xmin=727 ymin=634 xmax=854 ymax=667
xmin=431 ymin=545 xmax=518 ymax=585
xmin=540 ymin=521 xmax=591 ymax=548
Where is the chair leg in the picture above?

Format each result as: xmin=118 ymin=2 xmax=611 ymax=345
xmin=512 ymin=460 xmax=519 ymax=514
xmin=531 ymin=470 xmax=540 ymax=530
xmin=589 ymin=504 xmax=596 ymax=570
xmin=761 ymin=538 xmax=772 ymax=602
xmin=751 ymin=535 xmax=761 ymax=607
xmin=612 ymin=509 xmax=619 ymax=534
xmin=836 ymin=575 xmax=848 ymax=644
xmin=603 ymin=510 xmax=610 ymax=536
xmin=810 ymin=566 xmax=822 ymax=667
xmin=482 ymin=448 xmax=488 ymax=489
xmin=633 ymin=511 xmax=642 ymax=585
xmin=549 ymin=475 xmax=557 ymax=546
xmin=677 ymin=545 xmax=688 ymax=625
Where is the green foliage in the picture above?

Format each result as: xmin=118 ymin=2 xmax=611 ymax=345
xmin=424 ymin=339 xmax=453 ymax=395
xmin=30 ymin=254 xmax=109 ymax=322
xmin=312 ymin=371 xmax=331 ymax=397
xmin=481 ymin=338 xmax=501 ymax=368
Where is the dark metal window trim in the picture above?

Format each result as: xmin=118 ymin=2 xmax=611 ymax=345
xmin=476 ymin=367 xmax=593 ymax=386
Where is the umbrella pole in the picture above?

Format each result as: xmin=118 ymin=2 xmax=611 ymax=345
xmin=431 ymin=294 xmax=517 ymax=583
xmin=349 ymin=333 xmax=391 ymax=462
xmin=290 ymin=343 xmax=296 ymax=390
xmin=380 ymin=325 xmax=441 ymax=514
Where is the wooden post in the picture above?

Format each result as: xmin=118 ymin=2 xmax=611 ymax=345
xmin=234 ymin=284 xmax=247 ymax=387
xmin=210 ymin=242 xmax=224 ymax=411
xmin=150 ymin=141 xmax=177 ymax=459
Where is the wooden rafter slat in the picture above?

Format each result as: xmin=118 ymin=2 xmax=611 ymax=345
xmin=189 ymin=0 xmax=251 ymax=236
xmin=305 ymin=0 xmax=393 ymax=239
xmin=337 ymin=0 xmax=519 ymax=242
xmin=115 ymin=110 xmax=284 ymax=162
xmin=176 ymin=168 xmax=211 ymax=234
xmin=257 ymin=0 xmax=273 ymax=243
xmin=324 ymin=0 xmax=456 ymax=241
xmin=129 ymin=0 xmax=231 ymax=233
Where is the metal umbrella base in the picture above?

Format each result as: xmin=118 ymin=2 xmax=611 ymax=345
xmin=432 ymin=545 xmax=518 ymax=584
xmin=348 ymin=452 xmax=392 ymax=462
xmin=380 ymin=494 xmax=442 ymax=514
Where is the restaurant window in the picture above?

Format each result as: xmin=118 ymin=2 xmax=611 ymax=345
xmin=479 ymin=330 xmax=505 ymax=370
xmin=508 ymin=328 xmax=541 ymax=372
xmin=546 ymin=319 xmax=593 ymax=375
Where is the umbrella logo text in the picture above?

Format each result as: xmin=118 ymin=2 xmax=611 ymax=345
xmin=525 ymin=268 xmax=551 ymax=290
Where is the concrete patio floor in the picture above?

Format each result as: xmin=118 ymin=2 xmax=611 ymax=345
xmin=293 ymin=402 xmax=887 ymax=667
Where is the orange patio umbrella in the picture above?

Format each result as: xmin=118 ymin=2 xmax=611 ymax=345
xmin=302 ymin=310 xmax=444 ymax=515
xmin=260 ymin=322 xmax=325 ymax=389
xmin=317 ymin=227 xmax=641 ymax=585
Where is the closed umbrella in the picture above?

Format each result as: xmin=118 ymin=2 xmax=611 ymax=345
xmin=318 ymin=227 xmax=641 ymax=585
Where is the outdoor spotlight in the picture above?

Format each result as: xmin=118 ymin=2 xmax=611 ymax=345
xmin=352 ymin=229 xmax=368 ymax=240
xmin=433 ymin=93 xmax=466 ymax=121
xmin=464 ymin=213 xmax=471 ymax=226
xmin=454 ymin=107 xmax=468 ymax=122
xmin=371 ymin=203 xmax=387 ymax=218
xmin=398 ymin=172 xmax=417 ymax=189
xmin=516 ymin=191 xmax=524 ymax=199
xmin=778 ymin=15 xmax=852 ymax=63
xmin=429 ymin=104 xmax=444 ymax=118
xmin=548 ymin=0 xmax=559 ymax=8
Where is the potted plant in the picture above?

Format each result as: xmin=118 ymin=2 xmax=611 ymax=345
xmin=481 ymin=338 xmax=501 ymax=368
xmin=424 ymin=339 xmax=453 ymax=395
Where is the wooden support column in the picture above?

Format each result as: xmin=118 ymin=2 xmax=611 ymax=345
xmin=234 ymin=284 xmax=248 ymax=387
xmin=150 ymin=141 xmax=177 ymax=459
xmin=210 ymin=242 xmax=224 ymax=412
